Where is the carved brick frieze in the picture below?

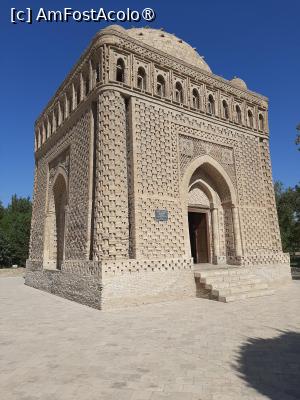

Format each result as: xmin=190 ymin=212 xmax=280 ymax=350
xmin=178 ymin=133 xmax=236 ymax=186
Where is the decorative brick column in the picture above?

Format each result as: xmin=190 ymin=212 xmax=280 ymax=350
xmin=211 ymin=207 xmax=220 ymax=258
xmin=93 ymin=90 xmax=130 ymax=260
xmin=232 ymin=205 xmax=242 ymax=258
xmin=259 ymin=139 xmax=283 ymax=251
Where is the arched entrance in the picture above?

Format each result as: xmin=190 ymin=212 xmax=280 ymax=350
xmin=181 ymin=155 xmax=242 ymax=265
xmin=44 ymin=170 xmax=68 ymax=270
xmin=53 ymin=174 xmax=67 ymax=269
xmin=188 ymin=181 xmax=214 ymax=264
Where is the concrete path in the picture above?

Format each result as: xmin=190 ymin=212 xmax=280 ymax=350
xmin=1 ymin=277 xmax=300 ymax=400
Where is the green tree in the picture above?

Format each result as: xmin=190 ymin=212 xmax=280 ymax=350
xmin=0 ymin=228 xmax=11 ymax=266
xmin=274 ymin=181 xmax=300 ymax=253
xmin=0 ymin=201 xmax=4 ymax=220
xmin=296 ymin=124 xmax=300 ymax=151
xmin=0 ymin=195 xmax=32 ymax=267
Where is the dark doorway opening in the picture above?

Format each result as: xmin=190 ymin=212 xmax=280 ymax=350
xmin=53 ymin=174 xmax=67 ymax=270
xmin=188 ymin=211 xmax=209 ymax=263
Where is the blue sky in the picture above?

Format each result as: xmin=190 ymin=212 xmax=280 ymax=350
xmin=0 ymin=0 xmax=299 ymax=206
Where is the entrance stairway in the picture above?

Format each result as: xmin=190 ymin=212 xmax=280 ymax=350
xmin=194 ymin=265 xmax=274 ymax=302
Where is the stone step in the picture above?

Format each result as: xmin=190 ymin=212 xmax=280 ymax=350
xmin=218 ymin=289 xmax=275 ymax=303
xmin=199 ymin=274 xmax=258 ymax=284
xmin=194 ymin=267 xmax=274 ymax=303
xmin=211 ymin=282 xmax=269 ymax=297
xmin=205 ymin=278 xmax=263 ymax=290
xmin=195 ymin=268 xmax=250 ymax=278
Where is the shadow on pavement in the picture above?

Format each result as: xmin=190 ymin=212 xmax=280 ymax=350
xmin=233 ymin=330 xmax=300 ymax=400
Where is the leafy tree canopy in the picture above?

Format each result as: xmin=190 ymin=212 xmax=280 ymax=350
xmin=274 ymin=181 xmax=300 ymax=253
xmin=296 ymin=124 xmax=300 ymax=151
xmin=0 ymin=195 xmax=32 ymax=267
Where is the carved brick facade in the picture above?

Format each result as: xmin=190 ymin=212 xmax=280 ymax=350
xmin=26 ymin=25 xmax=290 ymax=309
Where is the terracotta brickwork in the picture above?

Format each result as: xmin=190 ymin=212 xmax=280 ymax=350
xmin=26 ymin=25 xmax=290 ymax=309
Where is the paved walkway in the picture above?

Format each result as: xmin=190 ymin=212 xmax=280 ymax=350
xmin=1 ymin=277 xmax=300 ymax=400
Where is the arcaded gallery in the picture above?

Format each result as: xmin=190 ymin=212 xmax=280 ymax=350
xmin=26 ymin=25 xmax=291 ymax=309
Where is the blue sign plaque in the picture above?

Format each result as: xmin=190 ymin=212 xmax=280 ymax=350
xmin=155 ymin=209 xmax=168 ymax=222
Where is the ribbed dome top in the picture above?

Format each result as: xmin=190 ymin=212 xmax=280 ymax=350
xmin=230 ymin=77 xmax=247 ymax=90
xmin=127 ymin=28 xmax=212 ymax=73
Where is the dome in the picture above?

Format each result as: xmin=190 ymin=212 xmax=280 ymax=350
xmin=230 ymin=77 xmax=247 ymax=90
xmin=126 ymin=28 xmax=212 ymax=73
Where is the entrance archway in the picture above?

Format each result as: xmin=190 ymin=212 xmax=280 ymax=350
xmin=181 ymin=155 xmax=242 ymax=265
xmin=44 ymin=169 xmax=68 ymax=270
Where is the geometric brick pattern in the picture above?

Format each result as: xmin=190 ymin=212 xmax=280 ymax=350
xmin=259 ymin=139 xmax=282 ymax=250
xmin=64 ymin=112 xmax=91 ymax=260
xmin=241 ymin=208 xmax=272 ymax=252
xmin=237 ymin=135 xmax=265 ymax=207
xmin=102 ymin=257 xmax=193 ymax=276
xmin=29 ymin=162 xmax=48 ymax=260
xmin=135 ymin=100 xmax=179 ymax=198
xmin=136 ymin=198 xmax=185 ymax=259
xmin=30 ymin=111 xmax=92 ymax=266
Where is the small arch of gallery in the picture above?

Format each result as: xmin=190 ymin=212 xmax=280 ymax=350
xmin=35 ymin=55 xmax=102 ymax=151
xmin=111 ymin=55 xmax=267 ymax=133
xmin=35 ymin=50 xmax=267 ymax=151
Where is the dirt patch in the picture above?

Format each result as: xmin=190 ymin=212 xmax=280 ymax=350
xmin=0 ymin=268 xmax=26 ymax=278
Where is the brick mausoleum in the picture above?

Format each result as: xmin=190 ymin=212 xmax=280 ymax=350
xmin=26 ymin=25 xmax=291 ymax=309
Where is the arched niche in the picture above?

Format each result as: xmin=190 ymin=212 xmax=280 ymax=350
xmin=44 ymin=167 xmax=68 ymax=270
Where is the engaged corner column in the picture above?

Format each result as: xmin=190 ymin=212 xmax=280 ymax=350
xmin=93 ymin=90 xmax=130 ymax=261
xmin=231 ymin=205 xmax=242 ymax=258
